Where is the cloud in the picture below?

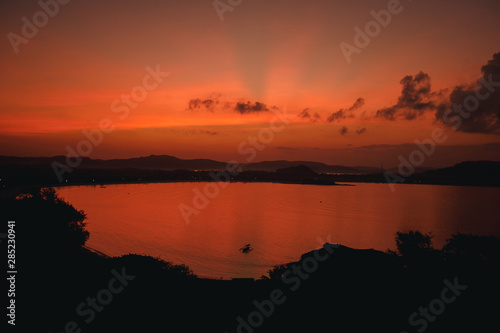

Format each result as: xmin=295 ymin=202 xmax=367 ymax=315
xmin=298 ymin=108 xmax=311 ymax=118
xmin=339 ymin=126 xmax=348 ymax=135
xmin=327 ymin=109 xmax=350 ymax=122
xmin=356 ymin=128 xmax=367 ymax=135
xmin=201 ymin=99 xmax=217 ymax=112
xmin=188 ymin=99 xmax=202 ymax=110
xmin=187 ymin=96 xmax=273 ymax=115
xmin=327 ymin=97 xmax=365 ymax=122
xmin=234 ymin=101 xmax=269 ymax=114
xmin=349 ymin=97 xmax=365 ymax=111
xmin=298 ymin=108 xmax=321 ymax=122
xmin=376 ymin=72 xmax=440 ymax=120
xmin=187 ymin=97 xmax=220 ymax=112
xmin=435 ymin=52 xmax=500 ymax=134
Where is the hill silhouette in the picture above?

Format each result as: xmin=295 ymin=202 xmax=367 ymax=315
xmin=275 ymin=164 xmax=320 ymax=177
xmin=407 ymin=161 xmax=500 ymax=186
xmin=1 ymin=156 xmax=499 ymax=188
xmin=0 ymin=154 xmax=375 ymax=173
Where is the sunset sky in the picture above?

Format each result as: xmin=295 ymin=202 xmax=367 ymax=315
xmin=1 ymin=0 xmax=500 ymax=167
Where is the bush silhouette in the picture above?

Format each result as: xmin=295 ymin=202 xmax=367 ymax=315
xmin=6 ymin=187 xmax=89 ymax=249
xmin=442 ymin=233 xmax=500 ymax=270
xmin=387 ymin=230 xmax=441 ymax=270
xmin=262 ymin=264 xmax=290 ymax=280
xmin=111 ymin=254 xmax=196 ymax=278
xmin=395 ymin=230 xmax=434 ymax=256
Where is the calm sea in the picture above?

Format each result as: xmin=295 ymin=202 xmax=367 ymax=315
xmin=57 ymin=182 xmax=500 ymax=278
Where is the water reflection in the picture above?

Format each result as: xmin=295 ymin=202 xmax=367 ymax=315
xmin=57 ymin=182 xmax=500 ymax=278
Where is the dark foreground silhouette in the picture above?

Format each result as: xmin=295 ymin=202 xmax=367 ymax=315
xmin=2 ymin=188 xmax=499 ymax=332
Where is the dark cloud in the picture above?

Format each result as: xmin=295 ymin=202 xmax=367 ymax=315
xmin=201 ymin=99 xmax=217 ymax=112
xmin=349 ymin=97 xmax=365 ymax=111
xmin=234 ymin=101 xmax=269 ymax=114
xmin=327 ymin=97 xmax=364 ymax=122
xmin=312 ymin=113 xmax=321 ymax=121
xmin=376 ymin=71 xmax=440 ymax=120
xmin=188 ymin=99 xmax=202 ymax=110
xmin=188 ymin=97 xmax=220 ymax=112
xmin=339 ymin=126 xmax=348 ymax=135
xmin=298 ymin=108 xmax=321 ymax=122
xmin=435 ymin=52 xmax=500 ymax=134
xmin=187 ymin=96 xmax=273 ymax=115
xmin=298 ymin=108 xmax=311 ymax=118
xmin=327 ymin=109 xmax=350 ymax=122
xmin=356 ymin=128 xmax=367 ymax=135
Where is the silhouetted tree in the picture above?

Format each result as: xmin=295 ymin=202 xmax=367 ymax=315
xmin=5 ymin=187 xmax=89 ymax=249
xmin=395 ymin=230 xmax=434 ymax=256
xmin=111 ymin=254 xmax=195 ymax=278
xmin=442 ymin=233 xmax=500 ymax=271
xmin=388 ymin=230 xmax=441 ymax=270
xmin=262 ymin=264 xmax=290 ymax=280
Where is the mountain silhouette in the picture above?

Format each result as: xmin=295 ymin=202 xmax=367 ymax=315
xmin=0 ymin=155 xmax=374 ymax=173
xmin=275 ymin=165 xmax=319 ymax=179
xmin=408 ymin=161 xmax=500 ymax=186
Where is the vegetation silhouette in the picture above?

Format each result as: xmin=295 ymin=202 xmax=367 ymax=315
xmin=386 ymin=230 xmax=442 ymax=271
xmin=7 ymin=187 xmax=89 ymax=249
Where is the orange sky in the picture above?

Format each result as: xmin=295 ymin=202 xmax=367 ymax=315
xmin=1 ymin=0 xmax=499 ymax=167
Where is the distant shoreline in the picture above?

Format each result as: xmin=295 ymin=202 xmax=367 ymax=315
xmin=2 ymin=160 xmax=499 ymax=190
xmin=51 ymin=179 xmax=353 ymax=188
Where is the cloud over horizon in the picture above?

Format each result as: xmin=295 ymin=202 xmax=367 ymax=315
xmin=327 ymin=97 xmax=365 ymax=123
xmin=187 ymin=96 xmax=271 ymax=115
xmin=298 ymin=108 xmax=321 ymax=122
xmin=376 ymin=72 xmax=441 ymax=121
xmin=356 ymin=128 xmax=367 ymax=135
xmin=435 ymin=52 xmax=500 ymax=134
xmin=188 ymin=96 xmax=220 ymax=112
xmin=234 ymin=101 xmax=269 ymax=114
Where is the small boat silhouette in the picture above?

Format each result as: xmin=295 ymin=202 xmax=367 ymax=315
xmin=239 ymin=243 xmax=253 ymax=254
